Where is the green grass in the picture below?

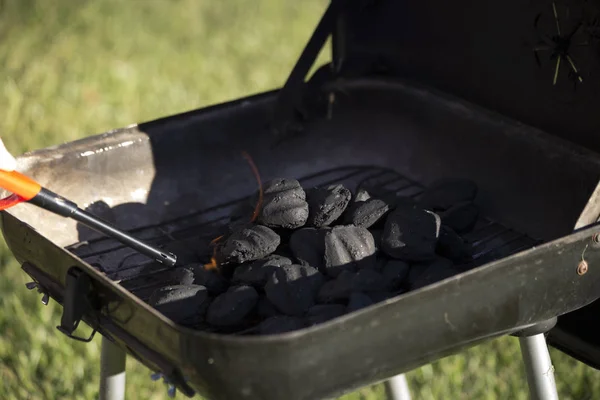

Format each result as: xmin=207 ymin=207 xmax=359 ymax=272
xmin=1 ymin=0 xmax=600 ymax=399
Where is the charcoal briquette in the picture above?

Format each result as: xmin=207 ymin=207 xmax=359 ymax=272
xmin=220 ymin=224 xmax=280 ymax=264
xmin=324 ymin=225 xmax=377 ymax=277
xmin=441 ymin=202 xmax=479 ymax=233
xmin=289 ymin=227 xmax=328 ymax=270
xmin=265 ymin=264 xmax=325 ymax=316
xmin=436 ymin=225 xmax=472 ymax=263
xmin=258 ymin=316 xmax=307 ymax=335
xmin=317 ymin=270 xmax=386 ymax=303
xmin=347 ymin=292 xmax=374 ymax=312
xmin=408 ymin=257 xmax=459 ymax=291
xmin=317 ymin=271 xmax=355 ymax=303
xmin=354 ymin=188 xmax=371 ymax=202
xmin=420 ymin=178 xmax=478 ymax=211
xmin=381 ymin=205 xmax=440 ymax=262
xmin=257 ymin=178 xmax=309 ymax=229
xmin=306 ymin=184 xmax=352 ymax=227
xmin=382 ymin=259 xmax=410 ymax=290
xmin=187 ymin=263 xmax=229 ymax=295
xmin=148 ymin=285 xmax=210 ymax=326
xmin=368 ymin=290 xmax=400 ymax=302
xmin=232 ymin=254 xmax=293 ymax=287
xmin=206 ymin=285 xmax=259 ymax=327
xmin=345 ymin=198 xmax=391 ymax=229
xmin=257 ymin=296 xmax=281 ymax=318
xmin=306 ymin=304 xmax=346 ymax=325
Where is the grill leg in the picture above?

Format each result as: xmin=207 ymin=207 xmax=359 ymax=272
xmin=99 ymin=336 xmax=126 ymax=400
xmin=384 ymin=373 xmax=411 ymax=400
xmin=519 ymin=334 xmax=559 ymax=400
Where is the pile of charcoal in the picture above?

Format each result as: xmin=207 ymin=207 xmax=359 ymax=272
xmin=147 ymin=177 xmax=479 ymax=335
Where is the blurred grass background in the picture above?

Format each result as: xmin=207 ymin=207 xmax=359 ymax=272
xmin=1 ymin=0 xmax=600 ymax=399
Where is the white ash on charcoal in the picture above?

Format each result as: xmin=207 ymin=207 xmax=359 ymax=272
xmin=347 ymin=292 xmax=375 ymax=312
xmin=354 ymin=188 xmax=372 ymax=202
xmin=323 ymin=225 xmax=377 ymax=277
xmin=419 ymin=178 xmax=478 ymax=211
xmin=344 ymin=198 xmax=391 ymax=229
xmin=381 ymin=205 xmax=441 ymax=262
xmin=206 ymin=285 xmax=259 ymax=328
xmin=306 ymin=304 xmax=347 ymax=325
xmin=306 ymin=184 xmax=352 ymax=228
xmin=257 ymin=178 xmax=309 ymax=229
xmin=218 ymin=224 xmax=280 ymax=264
xmin=440 ymin=201 xmax=479 ymax=234
xmin=143 ymin=175 xmax=480 ymax=335
xmin=343 ymin=188 xmax=391 ymax=229
xmin=148 ymin=285 xmax=211 ymax=327
xmin=231 ymin=254 xmax=293 ymax=288
xmin=265 ymin=264 xmax=325 ymax=316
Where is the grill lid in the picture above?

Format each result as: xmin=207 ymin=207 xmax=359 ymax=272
xmin=330 ymin=0 xmax=600 ymax=154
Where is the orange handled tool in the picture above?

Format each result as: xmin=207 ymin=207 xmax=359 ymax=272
xmin=0 ymin=170 xmax=177 ymax=267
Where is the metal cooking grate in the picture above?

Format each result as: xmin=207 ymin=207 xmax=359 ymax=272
xmin=66 ymin=166 xmax=540 ymax=301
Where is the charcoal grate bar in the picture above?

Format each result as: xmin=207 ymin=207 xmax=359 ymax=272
xmin=66 ymin=166 xmax=541 ymax=299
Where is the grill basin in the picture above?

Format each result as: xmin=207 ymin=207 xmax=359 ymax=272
xmin=4 ymin=76 xmax=600 ymax=400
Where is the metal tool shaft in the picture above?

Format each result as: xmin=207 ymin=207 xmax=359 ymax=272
xmin=72 ymin=208 xmax=177 ymax=266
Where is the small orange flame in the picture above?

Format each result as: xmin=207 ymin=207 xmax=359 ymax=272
xmin=203 ymin=151 xmax=263 ymax=271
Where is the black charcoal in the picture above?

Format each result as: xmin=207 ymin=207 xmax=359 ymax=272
xmin=258 ymin=178 xmax=309 ymax=229
xmin=206 ymin=285 xmax=259 ymax=327
xmin=436 ymin=226 xmax=472 ymax=263
xmin=420 ymin=178 xmax=478 ymax=211
xmin=265 ymin=264 xmax=325 ymax=316
xmin=317 ymin=270 xmax=387 ymax=303
xmin=369 ymin=291 xmax=400 ymax=302
xmin=381 ymin=205 xmax=440 ymax=262
xmin=345 ymin=198 xmax=391 ymax=228
xmin=317 ymin=271 xmax=355 ymax=303
xmin=306 ymin=184 xmax=352 ymax=227
xmin=187 ymin=263 xmax=229 ymax=295
xmin=306 ymin=304 xmax=346 ymax=325
xmin=257 ymin=296 xmax=281 ymax=318
xmin=220 ymin=225 xmax=280 ymax=264
xmin=408 ymin=257 xmax=458 ymax=290
xmin=441 ymin=202 xmax=479 ymax=233
xmin=347 ymin=292 xmax=374 ymax=312
xmin=323 ymin=225 xmax=376 ymax=277
xmin=149 ymin=285 xmax=210 ymax=326
xmin=289 ymin=227 xmax=327 ymax=270
xmin=258 ymin=316 xmax=307 ymax=335
xmin=382 ymin=260 xmax=411 ymax=290
xmin=232 ymin=255 xmax=293 ymax=287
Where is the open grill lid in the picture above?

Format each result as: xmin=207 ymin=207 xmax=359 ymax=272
xmin=326 ymin=0 xmax=600 ymax=153
xmin=292 ymin=0 xmax=600 ymax=372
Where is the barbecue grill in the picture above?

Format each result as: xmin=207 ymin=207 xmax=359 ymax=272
xmin=5 ymin=0 xmax=600 ymax=399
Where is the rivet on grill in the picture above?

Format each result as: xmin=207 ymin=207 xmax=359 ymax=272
xmin=593 ymin=233 xmax=600 ymax=244
xmin=577 ymin=260 xmax=588 ymax=276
